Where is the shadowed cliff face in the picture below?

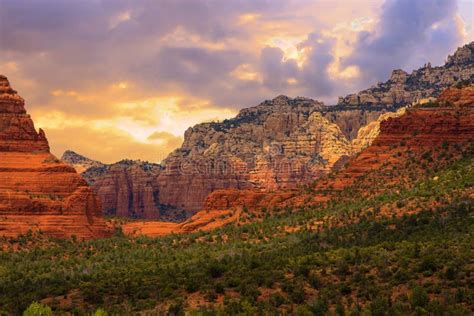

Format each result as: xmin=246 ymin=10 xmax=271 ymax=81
xmin=0 ymin=75 xmax=109 ymax=239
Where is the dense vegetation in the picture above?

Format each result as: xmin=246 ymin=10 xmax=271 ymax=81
xmin=0 ymin=157 xmax=472 ymax=315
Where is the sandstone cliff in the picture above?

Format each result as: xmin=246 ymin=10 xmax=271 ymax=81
xmin=121 ymin=83 xmax=474 ymax=237
xmin=338 ymin=42 xmax=474 ymax=107
xmin=70 ymin=44 xmax=474 ymax=219
xmin=156 ymin=95 xmax=355 ymax=211
xmin=0 ymin=75 xmax=109 ymax=239
xmin=202 ymin=84 xmax=474 ymax=217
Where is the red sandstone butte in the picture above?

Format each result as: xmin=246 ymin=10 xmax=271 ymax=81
xmin=0 ymin=75 xmax=109 ymax=239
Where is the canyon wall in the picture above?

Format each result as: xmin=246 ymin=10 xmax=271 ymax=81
xmin=68 ymin=43 xmax=473 ymax=219
xmin=203 ymin=84 xmax=474 ymax=215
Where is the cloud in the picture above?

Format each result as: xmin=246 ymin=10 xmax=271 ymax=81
xmin=147 ymin=131 xmax=183 ymax=149
xmin=45 ymin=125 xmax=173 ymax=164
xmin=343 ymin=0 xmax=464 ymax=85
xmin=0 ymin=0 xmax=471 ymax=162
xmin=260 ymin=46 xmax=298 ymax=90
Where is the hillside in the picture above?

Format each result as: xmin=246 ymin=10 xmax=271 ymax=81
xmin=1 ymin=96 xmax=472 ymax=313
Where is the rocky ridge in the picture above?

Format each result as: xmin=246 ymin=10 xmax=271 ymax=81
xmin=205 ymin=84 xmax=474 ymax=213
xmin=156 ymin=96 xmax=358 ymax=211
xmin=0 ymin=75 xmax=109 ymax=239
xmin=120 ymin=84 xmax=474 ymax=237
xmin=71 ymin=96 xmax=388 ymax=217
xmin=62 ymin=150 xmax=105 ymax=174
xmin=338 ymin=42 xmax=474 ymax=106
xmin=71 ymin=43 xmax=474 ymax=219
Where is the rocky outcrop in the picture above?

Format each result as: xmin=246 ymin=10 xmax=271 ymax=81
xmin=338 ymin=42 xmax=474 ymax=107
xmin=62 ymin=150 xmax=105 ymax=174
xmin=90 ymin=160 xmax=182 ymax=221
xmin=0 ymin=75 xmax=109 ymax=239
xmin=156 ymin=96 xmax=354 ymax=211
xmin=437 ymin=83 xmax=474 ymax=107
xmin=351 ymin=108 xmax=407 ymax=151
xmin=61 ymin=154 xmax=183 ymax=221
xmin=322 ymin=108 xmax=388 ymax=140
xmin=203 ymin=84 xmax=474 ymax=216
xmin=0 ymin=76 xmax=49 ymax=153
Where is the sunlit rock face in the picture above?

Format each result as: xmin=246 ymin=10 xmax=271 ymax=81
xmin=204 ymin=84 xmax=474 ymax=216
xmin=0 ymin=75 xmax=109 ymax=239
xmin=64 ymin=43 xmax=474 ymax=219
xmin=338 ymin=42 xmax=474 ymax=107
xmin=157 ymin=95 xmax=356 ymax=212
xmin=67 ymin=94 xmax=390 ymax=218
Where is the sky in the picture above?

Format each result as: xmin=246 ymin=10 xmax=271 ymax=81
xmin=0 ymin=0 xmax=473 ymax=163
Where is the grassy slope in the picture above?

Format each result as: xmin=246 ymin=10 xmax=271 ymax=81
xmin=0 ymin=157 xmax=472 ymax=315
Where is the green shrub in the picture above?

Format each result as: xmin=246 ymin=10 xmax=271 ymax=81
xmin=23 ymin=302 xmax=52 ymax=316
xmin=411 ymin=286 xmax=429 ymax=308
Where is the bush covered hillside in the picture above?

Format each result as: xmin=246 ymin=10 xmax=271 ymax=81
xmin=0 ymin=149 xmax=472 ymax=314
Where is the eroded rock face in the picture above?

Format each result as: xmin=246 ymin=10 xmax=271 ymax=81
xmin=156 ymin=96 xmax=354 ymax=211
xmin=68 ymin=96 xmax=388 ymax=217
xmin=0 ymin=76 xmax=49 ymax=153
xmin=322 ymin=109 xmax=388 ymax=140
xmin=338 ymin=42 xmax=474 ymax=107
xmin=61 ymin=153 xmax=178 ymax=220
xmin=351 ymin=108 xmax=407 ymax=151
xmin=0 ymin=75 xmax=109 ymax=239
xmin=89 ymin=161 xmax=182 ymax=220
xmin=204 ymin=85 xmax=474 ymax=215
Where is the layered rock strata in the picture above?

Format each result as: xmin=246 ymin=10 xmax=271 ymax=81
xmin=0 ymin=75 xmax=109 ymax=239
xmin=204 ymin=85 xmax=474 ymax=214
xmin=156 ymin=96 xmax=354 ymax=211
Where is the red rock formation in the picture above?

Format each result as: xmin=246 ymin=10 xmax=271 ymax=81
xmin=156 ymin=96 xmax=355 ymax=212
xmin=438 ymin=84 xmax=474 ymax=107
xmin=203 ymin=85 xmax=474 ymax=215
xmin=0 ymin=75 xmax=109 ymax=239
xmin=92 ymin=161 xmax=166 ymax=219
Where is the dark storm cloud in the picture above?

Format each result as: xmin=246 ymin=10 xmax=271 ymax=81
xmin=344 ymin=0 xmax=463 ymax=85
xmin=297 ymin=32 xmax=336 ymax=96
xmin=260 ymin=46 xmax=298 ymax=90
xmin=258 ymin=32 xmax=337 ymax=100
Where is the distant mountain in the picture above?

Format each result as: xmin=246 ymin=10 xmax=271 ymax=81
xmin=202 ymin=83 xmax=474 ymax=221
xmin=61 ymin=150 xmax=105 ymax=174
xmin=338 ymin=42 xmax=474 ymax=106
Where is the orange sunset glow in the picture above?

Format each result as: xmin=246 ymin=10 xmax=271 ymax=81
xmin=1 ymin=0 xmax=473 ymax=163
